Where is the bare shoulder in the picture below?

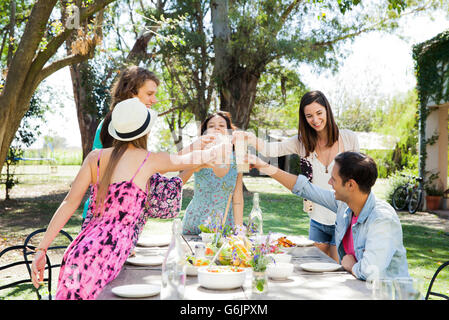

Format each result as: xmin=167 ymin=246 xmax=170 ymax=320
xmin=84 ymin=149 xmax=100 ymax=166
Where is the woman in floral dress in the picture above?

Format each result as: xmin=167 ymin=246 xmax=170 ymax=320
xmin=180 ymin=112 xmax=244 ymax=235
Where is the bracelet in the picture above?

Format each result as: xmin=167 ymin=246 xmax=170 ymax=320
xmin=34 ymin=247 xmax=47 ymax=254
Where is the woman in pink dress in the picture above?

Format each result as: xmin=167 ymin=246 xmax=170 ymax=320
xmin=31 ymin=98 xmax=230 ymax=300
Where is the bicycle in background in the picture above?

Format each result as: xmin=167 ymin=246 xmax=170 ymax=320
xmin=392 ymin=174 xmax=424 ymax=214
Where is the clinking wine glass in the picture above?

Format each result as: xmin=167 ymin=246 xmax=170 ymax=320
xmin=206 ymin=132 xmax=232 ymax=168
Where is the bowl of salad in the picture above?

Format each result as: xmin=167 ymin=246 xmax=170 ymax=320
xmin=197 ymin=266 xmax=248 ymax=290
xmin=185 ymin=256 xmax=210 ymax=276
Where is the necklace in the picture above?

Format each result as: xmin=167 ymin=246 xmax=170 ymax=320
xmin=317 ymin=141 xmax=333 ymax=173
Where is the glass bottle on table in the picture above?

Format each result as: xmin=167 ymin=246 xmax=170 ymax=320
xmin=247 ymin=193 xmax=263 ymax=236
xmin=161 ymin=219 xmax=187 ymax=300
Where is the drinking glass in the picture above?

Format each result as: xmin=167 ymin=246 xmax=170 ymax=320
xmin=371 ymin=279 xmax=395 ymax=300
xmin=393 ymin=277 xmax=425 ymax=300
xmin=208 ymin=133 xmax=231 ymax=168
xmin=234 ymin=132 xmax=249 ymax=173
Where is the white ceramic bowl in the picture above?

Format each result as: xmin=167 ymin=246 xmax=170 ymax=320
xmin=197 ymin=266 xmax=248 ymax=290
xmin=186 ymin=264 xmax=199 ymax=276
xmin=266 ymin=262 xmax=294 ymax=280
xmin=200 ymin=233 xmax=215 ymax=243
xmin=267 ymin=253 xmax=292 ymax=264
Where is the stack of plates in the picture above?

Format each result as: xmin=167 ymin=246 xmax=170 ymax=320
xmin=125 ymin=255 xmax=164 ymax=267
xmin=137 ymin=235 xmax=171 ymax=247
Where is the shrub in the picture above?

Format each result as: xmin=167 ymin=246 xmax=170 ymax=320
xmin=384 ymin=168 xmax=419 ymax=206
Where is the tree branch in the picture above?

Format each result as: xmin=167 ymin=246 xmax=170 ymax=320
xmin=158 ymin=105 xmax=184 ymax=117
xmin=312 ymin=2 xmax=434 ymax=49
xmin=7 ymin=0 xmax=16 ymax=67
xmin=3 ymin=0 xmax=57 ymax=96
xmin=36 ymin=52 xmax=94 ymax=84
xmin=280 ymin=0 xmax=302 ymax=25
xmin=29 ymin=0 xmax=115 ymax=77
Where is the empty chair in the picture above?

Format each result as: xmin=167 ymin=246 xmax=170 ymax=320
xmin=0 ymin=228 xmax=73 ymax=300
xmin=425 ymin=260 xmax=449 ymax=300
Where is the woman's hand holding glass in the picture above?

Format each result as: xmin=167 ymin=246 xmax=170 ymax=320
xmin=231 ymin=130 xmax=257 ymax=147
xmin=204 ymin=139 xmax=233 ymax=167
xmin=245 ymin=153 xmax=265 ymax=169
xmin=192 ymin=134 xmax=217 ymax=151
xmin=204 ymin=133 xmax=232 ymax=168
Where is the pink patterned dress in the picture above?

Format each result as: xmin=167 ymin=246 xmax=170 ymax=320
xmin=55 ymin=150 xmax=181 ymax=300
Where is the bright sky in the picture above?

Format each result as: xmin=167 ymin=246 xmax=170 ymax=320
xmin=30 ymin=11 xmax=449 ymax=149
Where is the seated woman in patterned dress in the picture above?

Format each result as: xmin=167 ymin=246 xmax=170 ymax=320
xmin=31 ymin=98 xmax=231 ymax=300
xmin=179 ymin=112 xmax=245 ymax=235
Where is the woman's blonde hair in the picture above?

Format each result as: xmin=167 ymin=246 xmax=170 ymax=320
xmin=94 ymin=134 xmax=148 ymax=215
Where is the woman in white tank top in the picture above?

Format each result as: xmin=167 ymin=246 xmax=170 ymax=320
xmin=234 ymin=91 xmax=359 ymax=261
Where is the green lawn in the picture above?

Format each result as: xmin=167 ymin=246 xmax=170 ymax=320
xmin=1 ymin=172 xmax=448 ymax=300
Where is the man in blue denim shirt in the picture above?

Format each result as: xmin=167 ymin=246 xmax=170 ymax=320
xmin=249 ymin=151 xmax=409 ymax=281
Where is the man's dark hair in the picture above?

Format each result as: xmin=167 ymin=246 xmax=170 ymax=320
xmin=334 ymin=152 xmax=378 ymax=194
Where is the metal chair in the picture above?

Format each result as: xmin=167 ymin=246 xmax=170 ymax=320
xmin=0 ymin=245 xmax=34 ymax=290
xmin=0 ymin=228 xmax=73 ymax=300
xmin=425 ymin=261 xmax=449 ymax=300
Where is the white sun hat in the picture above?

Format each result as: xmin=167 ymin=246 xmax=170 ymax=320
xmin=108 ymin=97 xmax=158 ymax=142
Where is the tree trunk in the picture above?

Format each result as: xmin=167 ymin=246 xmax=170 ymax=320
xmin=219 ymin=67 xmax=260 ymax=130
xmin=211 ymin=0 xmax=261 ymax=130
xmin=69 ymin=62 xmax=99 ymax=158
xmin=0 ymin=0 xmax=116 ymax=173
xmin=211 ymin=0 xmax=231 ymax=76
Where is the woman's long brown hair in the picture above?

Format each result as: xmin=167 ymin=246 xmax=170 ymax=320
xmin=298 ymin=90 xmax=339 ymax=157
xmin=94 ymin=135 xmax=148 ymax=216
xmin=100 ymin=66 xmax=160 ymax=148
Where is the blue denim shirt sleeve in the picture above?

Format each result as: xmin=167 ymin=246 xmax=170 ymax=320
xmin=291 ymin=175 xmax=339 ymax=213
xmin=351 ymin=217 xmax=400 ymax=281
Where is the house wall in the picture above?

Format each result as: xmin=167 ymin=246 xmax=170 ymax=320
xmin=425 ymin=104 xmax=449 ymax=209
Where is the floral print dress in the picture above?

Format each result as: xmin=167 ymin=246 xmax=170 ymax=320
xmin=56 ymin=150 xmax=182 ymax=300
xmin=182 ymin=153 xmax=238 ymax=235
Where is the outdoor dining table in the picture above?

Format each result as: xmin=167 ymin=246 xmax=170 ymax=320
xmin=96 ymin=232 xmax=372 ymax=300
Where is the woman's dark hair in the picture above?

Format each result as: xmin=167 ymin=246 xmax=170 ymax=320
xmin=334 ymin=152 xmax=378 ymax=194
xmin=100 ymin=66 xmax=160 ymax=147
xmin=200 ymin=111 xmax=237 ymax=135
xmin=298 ymin=90 xmax=339 ymax=157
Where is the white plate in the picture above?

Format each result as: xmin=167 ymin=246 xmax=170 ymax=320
xmin=126 ymin=255 xmax=164 ymax=266
xmin=273 ymin=234 xmax=314 ymax=252
xmin=300 ymin=262 xmax=343 ymax=272
xmin=133 ymin=247 xmax=166 ymax=256
xmin=111 ymin=284 xmax=160 ymax=298
xmin=286 ymin=235 xmax=314 ymax=247
xmin=137 ymin=235 xmax=171 ymax=247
